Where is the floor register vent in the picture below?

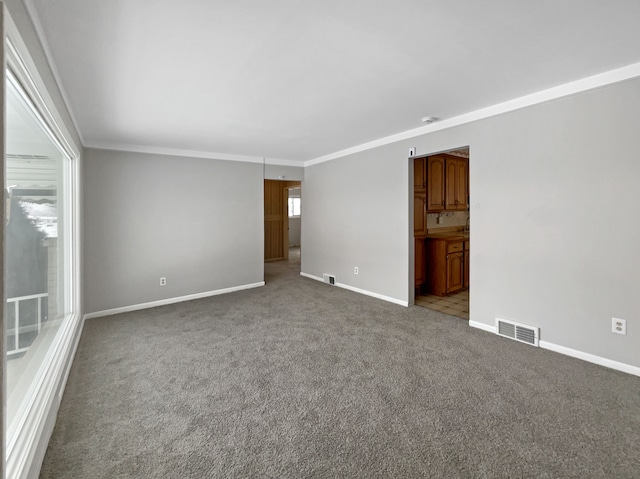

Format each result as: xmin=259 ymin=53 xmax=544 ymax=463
xmin=496 ymin=318 xmax=539 ymax=347
xmin=323 ymin=274 xmax=336 ymax=285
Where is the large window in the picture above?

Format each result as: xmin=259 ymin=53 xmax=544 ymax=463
xmin=4 ymin=45 xmax=80 ymax=476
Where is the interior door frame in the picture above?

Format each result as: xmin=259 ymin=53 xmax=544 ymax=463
xmin=411 ymin=146 xmax=471 ymax=305
xmin=283 ymin=184 xmax=302 ymax=262
xmin=282 ymin=185 xmax=289 ymax=260
xmin=264 ymin=179 xmax=301 ymax=263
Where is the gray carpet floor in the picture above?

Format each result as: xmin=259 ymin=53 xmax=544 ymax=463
xmin=41 ymin=252 xmax=640 ymax=478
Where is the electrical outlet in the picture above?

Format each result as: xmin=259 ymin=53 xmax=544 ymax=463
xmin=354 ymin=266 xmax=359 ymax=275
xmin=160 ymin=277 xmax=167 ymax=286
xmin=612 ymin=318 xmax=626 ymax=335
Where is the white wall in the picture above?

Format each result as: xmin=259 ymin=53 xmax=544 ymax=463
xmin=302 ymin=143 xmax=410 ymax=304
xmin=264 ymin=163 xmax=304 ymax=181
xmin=302 ymin=77 xmax=640 ymax=370
xmin=288 ymin=217 xmax=301 ymax=246
xmin=83 ymin=148 xmax=265 ymax=314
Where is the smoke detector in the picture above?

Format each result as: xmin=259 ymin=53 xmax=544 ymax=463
xmin=421 ymin=116 xmax=438 ymax=124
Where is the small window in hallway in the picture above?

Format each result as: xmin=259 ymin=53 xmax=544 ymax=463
xmin=288 ymin=196 xmax=300 ymax=217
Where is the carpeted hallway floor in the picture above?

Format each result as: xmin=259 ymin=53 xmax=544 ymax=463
xmin=40 ymin=253 xmax=640 ymax=478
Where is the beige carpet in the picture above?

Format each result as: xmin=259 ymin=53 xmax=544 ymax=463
xmin=40 ymin=255 xmax=640 ymax=478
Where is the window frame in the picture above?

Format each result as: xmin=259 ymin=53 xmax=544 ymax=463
xmin=288 ymin=197 xmax=301 ymax=218
xmin=4 ymin=16 xmax=82 ymax=479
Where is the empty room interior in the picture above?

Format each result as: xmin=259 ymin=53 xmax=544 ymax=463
xmin=2 ymin=1 xmax=640 ymax=477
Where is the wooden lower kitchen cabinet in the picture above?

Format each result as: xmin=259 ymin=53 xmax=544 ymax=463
xmin=415 ymin=237 xmax=425 ymax=289
xmin=464 ymin=241 xmax=470 ymax=288
xmin=425 ymin=237 xmax=468 ymax=296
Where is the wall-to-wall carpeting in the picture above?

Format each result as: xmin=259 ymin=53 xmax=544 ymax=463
xmin=41 ymin=254 xmax=640 ymax=478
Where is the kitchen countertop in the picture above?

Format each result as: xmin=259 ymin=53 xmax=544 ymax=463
xmin=425 ymin=232 xmax=470 ymax=241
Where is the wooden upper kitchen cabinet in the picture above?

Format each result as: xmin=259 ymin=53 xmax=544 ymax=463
xmin=414 ymin=156 xmax=426 ymax=192
xmin=414 ymin=156 xmax=428 ymax=236
xmin=445 ymin=156 xmax=468 ymax=211
xmin=414 ymin=192 xmax=427 ymax=236
xmin=426 ymin=156 xmax=445 ymax=211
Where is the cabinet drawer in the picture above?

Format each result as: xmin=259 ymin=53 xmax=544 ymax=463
xmin=447 ymin=242 xmax=463 ymax=253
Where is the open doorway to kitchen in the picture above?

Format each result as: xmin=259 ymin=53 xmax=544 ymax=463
xmin=413 ymin=147 xmax=470 ymax=320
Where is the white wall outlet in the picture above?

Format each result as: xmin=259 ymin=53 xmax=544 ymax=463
xmin=612 ymin=317 xmax=626 ymax=335
xmin=409 ymin=147 xmax=416 ymax=157
xmin=354 ymin=266 xmax=359 ymax=275
xmin=160 ymin=277 xmax=167 ymax=286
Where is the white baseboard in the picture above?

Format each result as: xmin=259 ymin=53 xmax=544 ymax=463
xmin=469 ymin=320 xmax=496 ymax=334
xmin=469 ymin=320 xmax=640 ymax=377
xmin=299 ymin=272 xmax=408 ymax=307
xmin=84 ymin=281 xmax=265 ymax=320
xmin=538 ymin=340 xmax=640 ymax=377
xmin=300 ymin=272 xmax=322 ymax=281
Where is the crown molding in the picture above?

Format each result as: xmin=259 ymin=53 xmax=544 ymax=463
xmin=264 ymin=157 xmax=305 ymax=167
xmin=85 ymin=141 xmax=304 ymax=167
xmin=305 ymin=61 xmax=640 ymax=167
xmin=85 ymin=141 xmax=264 ymax=164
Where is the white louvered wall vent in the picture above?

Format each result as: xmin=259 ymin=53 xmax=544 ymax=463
xmin=496 ymin=318 xmax=539 ymax=347
xmin=322 ymin=274 xmax=336 ymax=285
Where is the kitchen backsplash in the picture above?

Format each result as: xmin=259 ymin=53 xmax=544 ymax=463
xmin=427 ymin=211 xmax=469 ymax=230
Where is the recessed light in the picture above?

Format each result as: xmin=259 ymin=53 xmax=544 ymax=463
xmin=421 ymin=116 xmax=438 ymax=124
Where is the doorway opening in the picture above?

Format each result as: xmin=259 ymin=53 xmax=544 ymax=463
xmin=264 ymin=180 xmax=302 ymax=279
xmin=413 ymin=147 xmax=470 ymax=320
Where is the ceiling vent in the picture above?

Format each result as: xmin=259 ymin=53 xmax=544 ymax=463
xmin=322 ymin=274 xmax=336 ymax=285
xmin=496 ymin=317 xmax=539 ymax=346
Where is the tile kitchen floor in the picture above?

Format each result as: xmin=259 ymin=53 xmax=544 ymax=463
xmin=415 ymin=289 xmax=469 ymax=320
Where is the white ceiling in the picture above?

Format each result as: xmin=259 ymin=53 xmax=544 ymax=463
xmin=27 ymin=0 xmax=640 ymax=164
